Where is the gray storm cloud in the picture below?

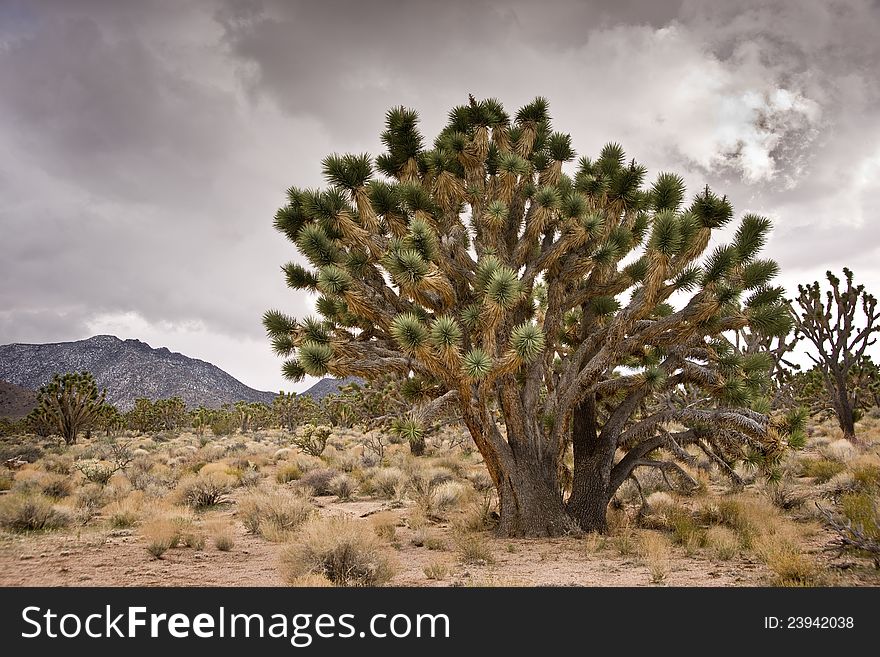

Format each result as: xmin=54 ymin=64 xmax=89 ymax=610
xmin=1 ymin=0 xmax=878 ymax=391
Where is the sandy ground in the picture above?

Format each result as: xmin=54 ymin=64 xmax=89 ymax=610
xmin=0 ymin=493 xmax=801 ymax=587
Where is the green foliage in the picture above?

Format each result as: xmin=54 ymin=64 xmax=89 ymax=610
xmin=264 ymin=95 xmax=794 ymax=535
xmin=31 ymin=371 xmax=106 ymax=445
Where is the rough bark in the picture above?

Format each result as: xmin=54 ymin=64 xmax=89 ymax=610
xmin=566 ymin=394 xmax=616 ymax=533
xmin=497 ymin=453 xmax=576 ymax=537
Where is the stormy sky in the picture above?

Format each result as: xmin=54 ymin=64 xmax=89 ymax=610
xmin=1 ymin=0 xmax=879 ymax=393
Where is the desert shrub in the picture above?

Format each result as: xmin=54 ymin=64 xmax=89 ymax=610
xmin=850 ymin=459 xmax=880 ymax=491
xmin=43 ymin=474 xmax=74 ymax=499
xmin=275 ymin=463 xmax=302 ymax=484
xmin=371 ymin=512 xmax=398 ymax=543
xmin=799 ymin=458 xmax=846 ymax=483
xmin=372 ymin=467 xmax=406 ymax=500
xmin=142 ymin=518 xmax=181 ymax=559
xmin=821 ymin=439 xmax=857 ymax=463
xmin=456 ymin=495 xmax=497 ymax=533
xmin=176 ymin=472 xmax=235 ymax=509
xmin=840 ymin=492 xmax=880 ymax=539
xmin=411 ymin=528 xmax=445 ymax=550
xmin=0 ymin=472 xmax=12 ymax=491
xmin=42 ymin=454 xmax=73 ymax=475
xmin=753 ymin=533 xmax=818 ymax=586
xmin=292 ymin=424 xmax=332 ymax=457
xmin=455 ymin=532 xmax=495 ymax=565
xmin=613 ymin=529 xmax=638 ymax=556
xmin=329 ymin=473 xmax=356 ymax=500
xmin=281 ymin=516 xmax=396 ymax=586
xmin=423 ymin=561 xmax=449 ymax=580
xmin=434 ymin=481 xmax=469 ymax=512
xmin=465 ymin=468 xmax=494 ymax=493
xmin=180 ymin=529 xmax=205 ymax=550
xmin=238 ymin=490 xmax=313 ymax=540
xmin=297 ymin=468 xmax=337 ymax=495
xmin=214 ymin=533 xmax=234 ymax=551
xmin=0 ymin=493 xmax=72 ymax=532
xmin=74 ymin=483 xmax=107 ymax=511
xmin=104 ymin=497 xmax=142 ymax=528
xmin=288 ymin=573 xmax=336 ymax=587
xmin=273 ymin=447 xmax=293 ymax=462
xmin=706 ymin=526 xmax=740 ymax=560
xmin=821 ymin=471 xmax=858 ymax=497
xmin=238 ymin=468 xmax=262 ymax=488
xmin=639 ymin=531 xmax=671 ymax=584
xmin=0 ymin=442 xmax=43 ymax=463
xmin=765 ymin=480 xmax=808 ymax=510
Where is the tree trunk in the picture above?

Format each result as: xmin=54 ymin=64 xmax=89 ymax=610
xmin=409 ymin=434 xmax=426 ymax=456
xmin=497 ymin=458 xmax=576 ymax=537
xmin=566 ymin=394 xmax=615 ymax=533
xmin=832 ymin=374 xmax=858 ymax=442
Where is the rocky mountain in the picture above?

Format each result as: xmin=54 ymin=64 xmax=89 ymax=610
xmin=0 ymin=335 xmax=276 ymax=411
xmin=301 ymin=376 xmax=363 ymax=400
xmin=0 ymin=380 xmax=37 ymax=419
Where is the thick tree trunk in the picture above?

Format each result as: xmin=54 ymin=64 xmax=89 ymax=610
xmin=566 ymin=394 xmax=616 ymax=533
xmin=497 ymin=458 xmax=575 ymax=537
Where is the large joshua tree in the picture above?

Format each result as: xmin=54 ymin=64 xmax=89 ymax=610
xmin=265 ymin=97 xmax=802 ymax=536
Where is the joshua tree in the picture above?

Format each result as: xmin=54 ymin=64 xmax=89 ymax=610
xmin=790 ymin=268 xmax=880 ymax=442
xmin=272 ymin=391 xmax=322 ymax=431
xmin=31 ymin=371 xmax=107 ymax=445
xmin=126 ymin=398 xmax=156 ymax=434
xmin=265 ymin=96 xmax=801 ymax=536
xmin=96 ymin=404 xmax=125 ymax=437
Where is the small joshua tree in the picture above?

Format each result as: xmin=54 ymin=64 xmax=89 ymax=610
xmin=265 ymin=96 xmax=801 ymax=535
xmin=790 ymin=269 xmax=880 ymax=442
xmin=31 ymin=372 xmax=107 ymax=446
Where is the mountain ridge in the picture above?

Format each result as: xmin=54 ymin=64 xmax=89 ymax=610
xmin=0 ymin=335 xmax=276 ymax=411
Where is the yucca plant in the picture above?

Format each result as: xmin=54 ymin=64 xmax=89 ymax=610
xmin=265 ymin=96 xmax=798 ymax=536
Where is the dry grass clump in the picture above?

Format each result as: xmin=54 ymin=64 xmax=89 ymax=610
xmin=141 ymin=518 xmax=181 ymax=559
xmin=103 ymin=493 xmax=144 ymax=528
xmin=175 ymin=472 xmax=235 ymax=509
xmin=287 ymin=573 xmax=335 ymax=587
xmin=840 ymin=491 xmax=880 ymax=540
xmin=752 ymin=531 xmax=818 ymax=586
xmin=275 ymin=463 xmax=302 ymax=484
xmin=705 ymin=526 xmax=740 ymax=560
xmin=641 ymin=495 xmax=704 ymax=554
xmin=329 ymin=473 xmax=356 ymax=501
xmin=370 ymin=512 xmax=398 ymax=542
xmin=850 ymin=456 xmax=880 ymax=490
xmin=423 ymin=560 xmax=449 ymax=580
xmin=455 ymin=532 xmax=495 ymax=565
xmin=296 ymin=468 xmax=337 ymax=495
xmin=798 ymin=458 xmax=846 ymax=483
xmin=820 ymin=439 xmax=858 ymax=463
xmin=639 ymin=531 xmax=672 ymax=584
xmin=411 ymin=527 xmax=445 ymax=550
xmin=0 ymin=493 xmax=72 ymax=532
xmin=281 ymin=516 xmax=396 ymax=586
xmin=207 ymin=521 xmax=235 ymax=551
xmin=41 ymin=454 xmax=74 ymax=475
xmin=371 ymin=467 xmax=406 ymax=500
xmin=238 ymin=490 xmax=313 ymax=541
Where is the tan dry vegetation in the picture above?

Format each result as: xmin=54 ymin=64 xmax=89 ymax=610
xmin=0 ymin=419 xmax=877 ymax=587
